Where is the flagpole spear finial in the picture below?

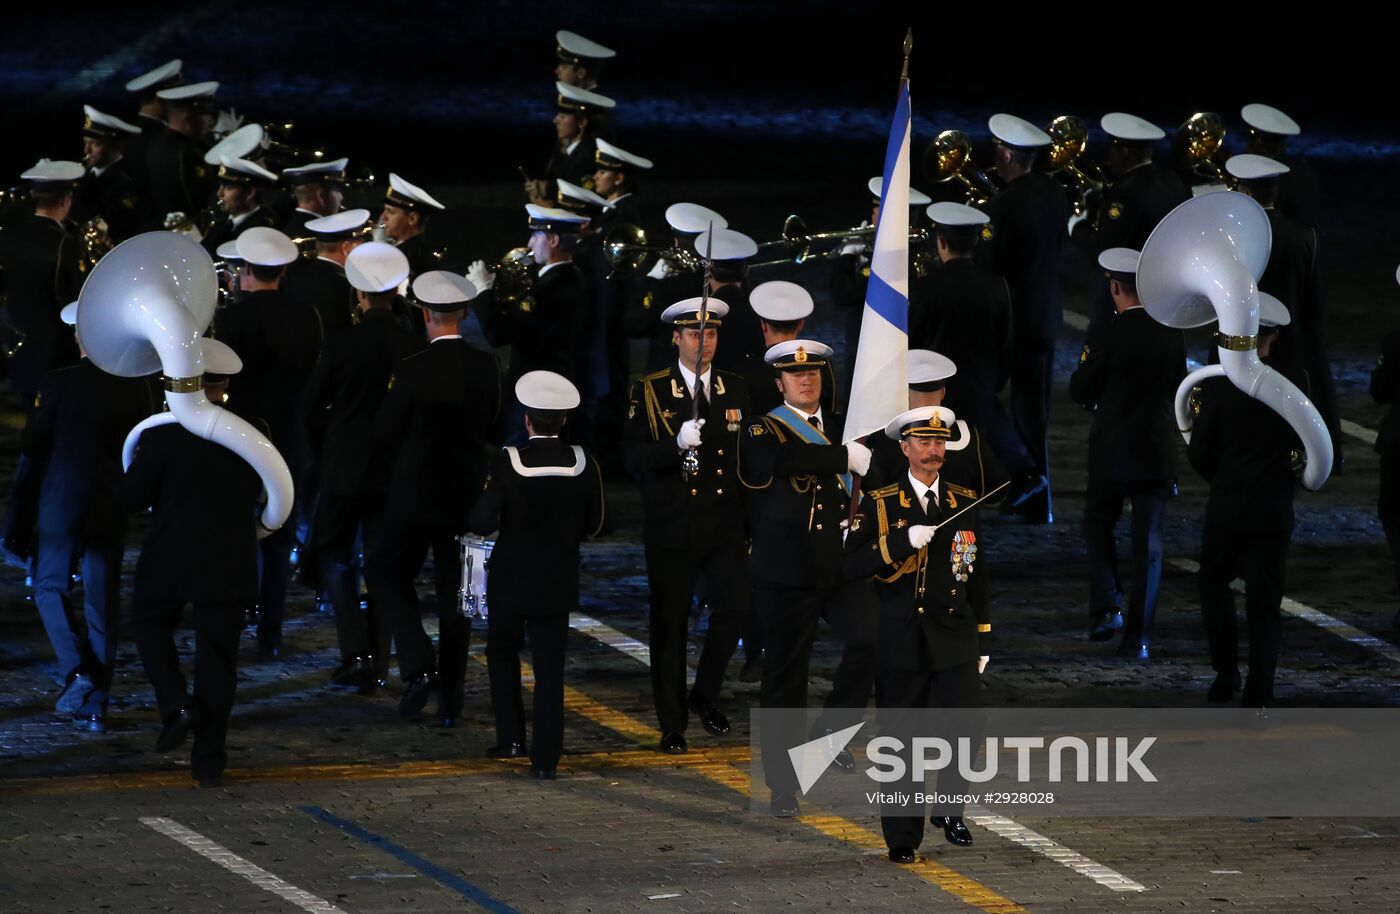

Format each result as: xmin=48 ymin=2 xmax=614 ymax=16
xmin=901 ymin=28 xmax=912 ymax=79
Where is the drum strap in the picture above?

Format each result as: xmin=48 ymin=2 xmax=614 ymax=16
xmin=504 ymin=445 xmax=587 ymax=477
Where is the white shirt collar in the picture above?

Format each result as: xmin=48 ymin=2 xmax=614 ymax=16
xmin=677 ymin=361 xmax=712 ymax=396
xmin=907 ymin=470 xmax=940 ymax=510
xmin=431 ymin=333 xmax=463 ymax=343
xmin=90 ymin=154 xmax=122 ymax=178
xmin=230 ymin=205 xmax=262 ymax=228
xmin=605 ymin=192 xmax=632 ymax=209
xmin=538 ymin=260 xmax=569 ymax=277
xmin=783 ymin=402 xmax=824 ymax=428
xmin=528 ymin=434 xmax=560 ymax=440
xmin=295 ymin=207 xmax=319 ymax=216
xmin=316 ymin=254 xmax=342 ymax=266
xmin=565 ymin=139 xmax=580 ymax=155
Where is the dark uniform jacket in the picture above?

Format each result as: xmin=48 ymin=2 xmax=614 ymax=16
xmin=468 ymin=438 xmax=605 ymax=617
xmin=624 ymin=269 xmax=691 ymax=372
xmin=144 ymin=126 xmax=216 ymax=221
xmin=734 ymin=353 xmax=837 ymax=417
xmin=14 ymin=360 xmax=154 ymax=538
xmin=622 ymin=363 xmax=750 ymax=550
xmin=910 ymin=257 xmax=1014 ymax=423
xmin=844 ymin=474 xmax=991 ymax=672
xmin=1186 ymin=373 xmax=1300 ymax=535
xmin=544 ymin=137 xmax=599 ymax=196
xmin=1068 ymin=307 xmax=1186 ymax=484
xmin=123 ymin=114 xmax=167 ymax=194
xmin=281 ymin=255 xmax=357 ymax=341
xmin=1072 ymin=162 xmax=1188 ymax=256
xmin=396 ymin=233 xmax=440 ymax=281
xmin=202 ymin=206 xmax=278 ymax=259
xmin=1276 ymin=155 xmax=1320 ymax=229
xmin=303 ymin=307 xmax=424 ymax=498
xmin=213 ymin=289 xmax=323 ymax=464
xmin=0 ymin=214 xmax=84 ymax=396
xmin=710 ymin=283 xmax=763 ymax=372
xmin=72 ymin=158 xmax=147 ymax=243
xmin=477 ymin=260 xmax=590 ymax=384
xmin=1371 ymin=332 xmax=1400 ymax=459
xmin=738 ymin=408 xmax=850 ymax=590
xmin=124 ymin=422 xmax=263 ymax=605
xmin=1258 ymin=208 xmax=1323 ymax=379
xmin=373 ymin=336 xmax=504 ymax=528
xmin=281 ymin=208 xmax=319 ymax=240
xmin=982 ymin=170 xmax=1067 ymax=346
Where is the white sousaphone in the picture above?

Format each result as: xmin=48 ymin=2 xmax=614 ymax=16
xmin=77 ymin=231 xmax=295 ymax=534
xmin=1137 ymin=191 xmax=1332 ymax=490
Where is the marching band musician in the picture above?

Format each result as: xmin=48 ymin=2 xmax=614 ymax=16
xmin=200 ymin=156 xmax=280 ymax=255
xmin=1069 ymin=248 xmax=1187 ymax=657
xmin=555 ymin=179 xmax=613 ymax=450
xmin=525 ymin=82 xmax=616 ymax=205
xmin=280 ymin=157 xmax=349 ymax=238
xmin=622 ymin=297 xmax=750 ymax=753
xmin=469 ymin=204 xmax=592 ymax=443
xmin=693 ymin=227 xmax=763 ymax=371
xmin=125 ymin=339 xmax=261 ymax=789
xmin=625 ymin=202 xmax=727 ymax=372
xmin=367 ymin=269 xmax=504 ymax=727
xmin=592 ymin=138 xmax=649 ymax=228
xmin=737 ymin=339 xmax=868 ymax=816
xmin=554 ymin=30 xmax=616 ymax=140
xmin=844 ymin=405 xmax=991 ymax=859
xmin=0 ymin=161 xmax=85 ymax=410
xmin=145 ymin=81 xmax=219 ymax=225
xmin=738 ymin=281 xmax=836 ymax=416
xmin=214 ymin=227 xmax=322 ymax=657
xmin=982 ymin=114 xmax=1066 ymax=524
xmin=303 ymin=243 xmax=424 ymax=694
xmin=120 ymin=59 xmax=182 ymax=193
xmin=73 ymin=106 xmax=146 ymax=244
xmin=380 ymin=173 xmax=446 ymax=282
xmin=468 ymin=370 xmax=605 ymax=779
xmin=281 ymin=209 xmax=373 ymax=341
xmin=1240 ymin=103 xmax=1319 ymax=228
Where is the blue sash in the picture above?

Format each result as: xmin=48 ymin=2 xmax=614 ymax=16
xmin=768 ymin=405 xmax=852 ymax=494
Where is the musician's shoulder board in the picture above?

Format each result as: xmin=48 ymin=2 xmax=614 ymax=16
xmin=868 ymin=483 xmax=901 ymax=499
xmin=947 ymin=482 xmax=978 ymax=499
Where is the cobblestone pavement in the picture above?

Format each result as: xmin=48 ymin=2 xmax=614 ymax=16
xmin=3 ymin=298 xmax=1399 ymax=911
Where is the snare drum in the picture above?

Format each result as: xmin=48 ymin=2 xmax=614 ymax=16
xmin=457 ymin=535 xmax=494 ymax=619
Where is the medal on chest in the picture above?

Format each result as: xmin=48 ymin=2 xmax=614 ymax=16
xmin=950 ymin=530 xmax=977 ymax=582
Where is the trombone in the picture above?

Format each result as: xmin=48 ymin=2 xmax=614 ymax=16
xmin=768 ymin=214 xmax=929 ymax=266
xmin=602 ymin=223 xmax=705 ymax=275
xmin=927 ymin=129 xmax=999 ymax=207
xmin=1044 ymin=115 xmax=1107 ymax=219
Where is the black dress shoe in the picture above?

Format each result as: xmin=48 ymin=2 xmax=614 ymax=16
xmin=533 ymin=767 xmax=557 ymax=780
xmin=739 ymin=653 xmax=764 ymax=684
xmin=486 ymin=741 xmax=527 ymax=759
xmin=770 ymin=792 xmax=800 ymax=816
xmin=686 ymin=695 xmax=730 ymax=736
xmin=658 ymin=731 xmax=688 ymax=754
xmin=1089 ymin=611 xmax=1124 ymax=642
xmin=398 ymin=673 xmax=439 ymax=718
xmin=1208 ymin=670 xmax=1242 ymax=703
xmin=73 ymin=713 xmax=107 ymax=733
xmin=888 ymin=845 xmax=916 ymax=864
xmin=1000 ymin=473 xmax=1048 ymax=511
xmin=931 ymin=815 xmax=973 ymax=846
xmin=156 ymin=708 xmax=199 ymax=753
xmin=822 ymin=729 xmax=856 ymax=771
xmin=329 ymin=656 xmax=372 ymax=688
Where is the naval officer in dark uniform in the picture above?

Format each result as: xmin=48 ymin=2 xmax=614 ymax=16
xmin=1069 ymin=248 xmax=1186 ymax=657
xmin=844 ymin=405 xmax=991 ymax=859
xmin=623 ymin=202 xmax=725 ymax=373
xmin=553 ymin=29 xmax=616 ymax=140
xmin=120 ymin=59 xmax=182 ymax=196
xmin=125 ymin=340 xmax=262 ymax=788
xmin=303 ymin=243 xmax=424 ymax=692
xmin=695 ymin=227 xmax=764 ymax=372
xmin=468 ymin=370 xmax=604 ymax=779
xmin=737 ymin=339 xmax=869 ymax=816
xmin=1187 ymin=303 xmax=1301 ymax=707
xmin=1241 ymin=103 xmax=1319 ymax=229
xmin=982 ymin=114 xmax=1066 ymax=523
xmin=144 ymin=81 xmax=218 ymax=225
xmin=279 ymin=158 xmax=349 ymax=239
xmin=200 ymin=156 xmax=280 ymax=256
xmin=525 ymin=82 xmax=616 ymax=204
xmin=736 ymin=281 xmax=837 ymax=416
xmin=368 ymin=269 xmax=504 ymax=725
xmin=622 ymin=297 xmax=751 ymax=753
xmin=381 ymin=173 xmax=445 ymax=282
xmin=282 ymin=209 xmax=372 ymax=342
xmin=73 ymin=105 xmax=147 ymax=244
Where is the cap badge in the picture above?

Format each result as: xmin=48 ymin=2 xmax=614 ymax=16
xmin=794 ymin=346 xmax=808 ymax=364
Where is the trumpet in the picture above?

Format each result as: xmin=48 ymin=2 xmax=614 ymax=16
xmin=927 ymin=129 xmax=999 ymax=207
xmin=491 ymin=246 xmax=539 ymax=312
xmin=772 ymin=214 xmax=930 ymax=266
xmin=1174 ymin=112 xmax=1233 ymax=189
xmin=602 ymin=223 xmax=704 ymax=275
xmin=1045 ymin=115 xmax=1107 ymax=219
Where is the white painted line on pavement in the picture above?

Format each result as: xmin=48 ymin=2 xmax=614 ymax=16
xmin=568 ymin=612 xmax=1145 ymax=894
xmin=140 ymin=816 xmax=350 ymax=914
xmin=1169 ymin=558 xmax=1400 ymax=664
xmin=966 ymin=812 xmax=1147 ymax=892
xmin=1063 ymin=309 xmax=1380 ymax=447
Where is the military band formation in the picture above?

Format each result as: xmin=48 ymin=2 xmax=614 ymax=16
xmin=0 ymin=30 xmax=1385 ymax=865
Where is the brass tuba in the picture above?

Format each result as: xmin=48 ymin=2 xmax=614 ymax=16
xmin=927 ymin=129 xmax=999 ymax=207
xmin=1174 ymin=112 xmax=1233 ymax=188
xmin=491 ymin=246 xmax=540 ymax=311
xmin=1045 ymin=115 xmax=1107 ymax=218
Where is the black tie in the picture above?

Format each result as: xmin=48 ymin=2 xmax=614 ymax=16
xmin=808 ymin=415 xmax=820 ymax=430
xmin=694 ymin=382 xmax=710 ymax=422
xmin=925 ymin=490 xmax=940 ymax=517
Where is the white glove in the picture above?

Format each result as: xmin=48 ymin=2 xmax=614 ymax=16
xmin=978 ymin=656 xmax=989 ymax=674
xmin=212 ymin=107 xmax=244 ymax=137
xmin=467 ymin=259 xmax=495 ymax=291
xmin=646 ymin=257 xmax=672 ymax=280
xmin=1067 ymin=212 xmax=1087 ymax=237
xmin=676 ymin=418 xmax=705 ymax=450
xmin=907 ymin=524 xmax=935 ymax=550
xmin=845 ymin=440 xmax=871 ymax=476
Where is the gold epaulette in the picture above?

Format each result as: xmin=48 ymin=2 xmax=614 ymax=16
xmin=869 ymin=483 xmax=901 ymax=499
xmin=640 ymin=367 xmax=671 ymax=383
